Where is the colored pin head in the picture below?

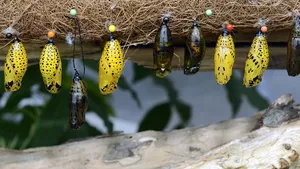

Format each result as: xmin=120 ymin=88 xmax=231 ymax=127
xmin=226 ymin=24 xmax=234 ymax=31
xmin=108 ymin=25 xmax=116 ymax=33
xmin=261 ymin=26 xmax=267 ymax=33
xmin=162 ymin=16 xmax=170 ymax=24
xmin=205 ymin=9 xmax=212 ymax=16
xmin=70 ymin=9 xmax=77 ymax=16
xmin=6 ymin=33 xmax=12 ymax=39
xmin=2 ymin=26 xmax=18 ymax=38
xmin=48 ymin=30 xmax=55 ymax=38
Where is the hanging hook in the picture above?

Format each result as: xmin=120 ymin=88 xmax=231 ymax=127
xmin=67 ymin=9 xmax=86 ymax=79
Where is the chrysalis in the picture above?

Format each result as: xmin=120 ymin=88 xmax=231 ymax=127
xmin=68 ymin=10 xmax=88 ymax=130
xmin=243 ymin=26 xmax=269 ymax=88
xmin=69 ymin=73 xmax=88 ymax=130
xmin=287 ymin=15 xmax=300 ymax=77
xmin=214 ymin=23 xmax=235 ymax=85
xmin=99 ymin=24 xmax=124 ymax=95
xmin=39 ymin=31 xmax=62 ymax=94
xmin=153 ymin=16 xmax=174 ymax=78
xmin=184 ymin=19 xmax=206 ymax=75
xmin=4 ymin=34 xmax=28 ymax=92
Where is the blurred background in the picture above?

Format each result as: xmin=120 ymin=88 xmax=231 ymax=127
xmin=0 ymin=58 xmax=299 ymax=150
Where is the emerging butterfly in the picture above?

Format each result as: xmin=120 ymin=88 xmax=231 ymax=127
xmin=39 ymin=31 xmax=62 ymax=94
xmin=287 ymin=15 xmax=300 ymax=77
xmin=4 ymin=32 xmax=28 ymax=92
xmin=214 ymin=23 xmax=235 ymax=85
xmin=184 ymin=19 xmax=206 ymax=75
xmin=243 ymin=26 xmax=269 ymax=88
xmin=99 ymin=24 xmax=124 ymax=95
xmin=153 ymin=16 xmax=174 ymax=78
xmin=69 ymin=73 xmax=88 ymax=130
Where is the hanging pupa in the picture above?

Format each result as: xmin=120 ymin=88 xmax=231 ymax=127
xmin=153 ymin=16 xmax=174 ymax=78
xmin=3 ymin=28 xmax=28 ymax=92
xmin=184 ymin=19 xmax=206 ymax=75
xmin=39 ymin=30 xmax=62 ymax=94
xmin=99 ymin=24 xmax=124 ymax=95
xmin=69 ymin=73 xmax=88 ymax=130
xmin=243 ymin=25 xmax=269 ymax=88
xmin=214 ymin=23 xmax=235 ymax=85
xmin=68 ymin=9 xmax=88 ymax=130
xmin=287 ymin=15 xmax=300 ymax=77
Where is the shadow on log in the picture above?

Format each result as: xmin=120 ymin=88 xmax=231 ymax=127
xmin=1 ymin=94 xmax=300 ymax=169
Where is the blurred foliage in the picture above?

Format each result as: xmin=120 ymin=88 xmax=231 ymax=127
xmin=0 ymin=61 xmax=115 ymax=149
xmin=0 ymin=60 xmax=269 ymax=150
xmin=132 ymin=64 xmax=191 ymax=132
xmin=225 ymin=72 xmax=269 ymax=118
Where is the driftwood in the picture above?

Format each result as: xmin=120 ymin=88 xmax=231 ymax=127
xmin=0 ymin=29 xmax=290 ymax=72
xmin=1 ymin=94 xmax=300 ymax=169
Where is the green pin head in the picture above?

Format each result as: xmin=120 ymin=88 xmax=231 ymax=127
xmin=205 ymin=9 xmax=212 ymax=16
xmin=70 ymin=9 xmax=77 ymax=16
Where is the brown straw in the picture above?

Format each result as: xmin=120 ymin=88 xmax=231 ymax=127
xmin=0 ymin=0 xmax=298 ymax=46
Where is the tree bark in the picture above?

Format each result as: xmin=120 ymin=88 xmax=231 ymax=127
xmin=1 ymin=94 xmax=299 ymax=169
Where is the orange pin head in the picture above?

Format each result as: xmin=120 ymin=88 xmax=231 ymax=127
xmin=48 ymin=30 xmax=55 ymax=38
xmin=261 ymin=26 xmax=267 ymax=33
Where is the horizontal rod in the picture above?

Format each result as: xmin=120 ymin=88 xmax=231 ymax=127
xmin=0 ymin=29 xmax=290 ymax=71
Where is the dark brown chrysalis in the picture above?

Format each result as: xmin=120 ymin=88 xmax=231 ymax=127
xmin=153 ymin=16 xmax=174 ymax=78
xmin=184 ymin=19 xmax=206 ymax=75
xmin=68 ymin=73 xmax=88 ymax=130
xmin=287 ymin=15 xmax=300 ymax=77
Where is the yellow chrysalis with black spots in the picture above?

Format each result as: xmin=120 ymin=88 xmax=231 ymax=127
xmin=243 ymin=29 xmax=269 ymax=88
xmin=153 ymin=16 xmax=174 ymax=78
xmin=214 ymin=28 xmax=235 ymax=85
xmin=4 ymin=36 xmax=28 ymax=92
xmin=39 ymin=38 xmax=62 ymax=94
xmin=287 ymin=15 xmax=300 ymax=77
xmin=99 ymin=30 xmax=124 ymax=95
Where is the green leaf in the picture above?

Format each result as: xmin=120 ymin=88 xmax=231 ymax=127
xmin=28 ymin=61 xmax=78 ymax=148
xmin=138 ymin=102 xmax=172 ymax=132
xmin=39 ymin=60 xmax=71 ymax=120
xmin=243 ymin=87 xmax=269 ymax=111
xmin=118 ymin=75 xmax=141 ymax=108
xmin=0 ymin=60 xmax=116 ymax=150
xmin=84 ymin=59 xmax=99 ymax=72
xmin=132 ymin=64 xmax=153 ymax=83
xmin=29 ymin=92 xmax=74 ymax=148
xmin=28 ymin=118 xmax=68 ymax=148
xmin=84 ymin=77 xmax=114 ymax=133
xmin=0 ymin=64 xmax=43 ymax=114
xmin=0 ymin=106 xmax=39 ymax=149
xmin=175 ymin=100 xmax=191 ymax=123
xmin=224 ymin=74 xmax=243 ymax=118
xmin=152 ymin=77 xmax=178 ymax=104
xmin=88 ymin=95 xmax=113 ymax=133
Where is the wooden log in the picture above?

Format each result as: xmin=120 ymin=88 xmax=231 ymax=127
xmin=1 ymin=94 xmax=300 ymax=169
xmin=0 ymin=29 xmax=290 ymax=71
